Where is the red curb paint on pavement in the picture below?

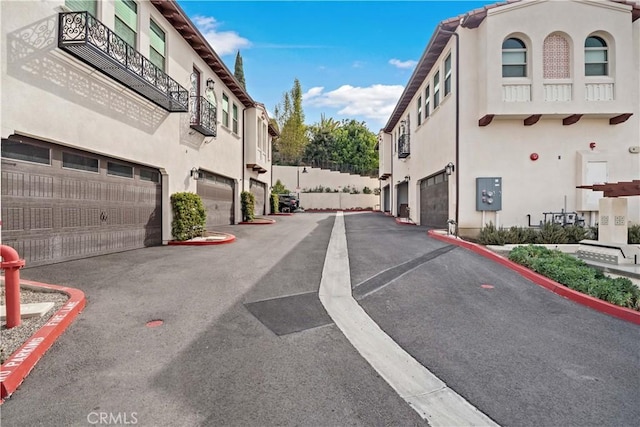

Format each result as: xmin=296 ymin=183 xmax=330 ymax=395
xmin=168 ymin=233 xmax=236 ymax=245
xmin=427 ymin=230 xmax=640 ymax=325
xmin=481 ymin=284 xmax=495 ymax=289
xmin=1 ymin=280 xmax=86 ymax=402
xmin=395 ymin=218 xmax=416 ymax=226
xmin=145 ymin=320 xmax=163 ymax=328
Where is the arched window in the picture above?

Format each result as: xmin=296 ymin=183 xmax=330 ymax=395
xmin=502 ymin=38 xmax=527 ymax=77
xmin=584 ymin=36 xmax=608 ymax=76
xmin=543 ymin=34 xmax=570 ymax=79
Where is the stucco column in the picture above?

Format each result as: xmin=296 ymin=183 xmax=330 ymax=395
xmin=598 ymin=197 xmax=628 ymax=244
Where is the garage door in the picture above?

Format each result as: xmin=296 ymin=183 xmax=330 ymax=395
xmin=197 ymin=171 xmax=235 ymax=228
xmin=1 ymin=136 xmax=162 ymax=267
xmin=420 ymin=172 xmax=449 ymax=228
xmin=250 ymin=179 xmax=266 ymax=216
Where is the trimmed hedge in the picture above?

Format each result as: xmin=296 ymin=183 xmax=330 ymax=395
xmin=171 ymin=192 xmax=206 ymax=241
xmin=508 ymin=245 xmax=640 ymax=311
xmin=241 ymin=191 xmax=255 ymax=222
xmin=476 ymin=222 xmax=639 ymax=245
xmin=270 ymin=193 xmax=279 ymax=214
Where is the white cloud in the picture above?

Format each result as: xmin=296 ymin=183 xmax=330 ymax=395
xmin=389 ymin=58 xmax=418 ymax=69
xmin=192 ymin=15 xmax=251 ymax=56
xmin=303 ymin=84 xmax=404 ymax=124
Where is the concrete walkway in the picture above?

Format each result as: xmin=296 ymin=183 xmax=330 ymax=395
xmin=319 ymin=212 xmax=498 ymax=426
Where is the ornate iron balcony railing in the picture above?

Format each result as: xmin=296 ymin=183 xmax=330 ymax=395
xmin=190 ymin=96 xmax=217 ymax=137
xmin=398 ymin=134 xmax=410 ymax=158
xmin=58 ymin=11 xmax=188 ymax=112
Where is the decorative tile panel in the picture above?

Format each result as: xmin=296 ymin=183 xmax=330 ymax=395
xmin=543 ymin=34 xmax=570 ymax=79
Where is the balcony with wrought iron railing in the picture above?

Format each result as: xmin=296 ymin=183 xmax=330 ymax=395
xmin=398 ymin=134 xmax=410 ymax=158
xmin=58 ymin=11 xmax=189 ymax=112
xmin=190 ymin=96 xmax=217 ymax=136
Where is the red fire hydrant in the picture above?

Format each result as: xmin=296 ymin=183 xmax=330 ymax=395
xmin=1 ymin=245 xmax=26 ymax=328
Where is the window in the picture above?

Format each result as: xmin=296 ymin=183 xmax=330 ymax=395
xmin=115 ymin=0 xmax=137 ymax=48
xmin=585 ymin=36 xmax=608 ymax=76
xmin=222 ymin=93 xmax=229 ymax=127
xmin=417 ymin=96 xmax=422 ymax=126
xmin=502 ymin=38 xmax=527 ymax=77
xmin=444 ymin=54 xmax=452 ymax=96
xmin=257 ymin=118 xmax=262 ymax=151
xmin=107 ymin=162 xmax=133 ymax=178
xmin=139 ymin=169 xmax=159 ymax=182
xmin=433 ymin=71 xmax=440 ymax=109
xmin=1 ymin=141 xmax=50 ymax=165
xmin=543 ymin=34 xmax=570 ymax=79
xmin=425 ymin=85 xmax=430 ymax=118
xmin=149 ymin=20 xmax=165 ymax=71
xmin=65 ymin=0 xmax=97 ymax=16
xmin=232 ymin=103 xmax=238 ymax=134
xmin=63 ymin=152 xmax=99 ymax=172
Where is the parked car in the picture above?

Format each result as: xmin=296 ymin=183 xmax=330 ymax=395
xmin=278 ymin=194 xmax=299 ymax=212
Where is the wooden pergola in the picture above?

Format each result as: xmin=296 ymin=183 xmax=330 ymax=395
xmin=576 ymin=180 xmax=640 ymax=197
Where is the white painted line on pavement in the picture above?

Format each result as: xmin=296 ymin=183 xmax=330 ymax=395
xmin=319 ymin=212 xmax=499 ymax=427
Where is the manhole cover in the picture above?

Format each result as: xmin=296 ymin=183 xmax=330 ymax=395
xmin=146 ymin=320 xmax=164 ymax=327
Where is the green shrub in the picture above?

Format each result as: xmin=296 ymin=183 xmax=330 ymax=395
xmin=508 ymin=245 xmax=640 ymax=310
xmin=270 ymin=193 xmax=279 ymax=213
xmin=506 ymin=226 xmax=538 ymax=244
xmin=589 ymin=226 xmax=599 ymax=241
xmin=629 ymin=224 xmax=640 ymax=244
xmin=477 ymin=222 xmax=508 ymax=245
xmin=564 ymin=225 xmax=591 ymax=243
xmin=325 ymin=187 xmax=334 ymax=193
xmin=241 ymin=191 xmax=255 ymax=222
xmin=536 ymin=222 xmax=568 ymax=244
xmin=362 ymin=186 xmax=372 ymax=194
xmin=350 ymin=188 xmax=361 ymax=194
xmin=272 ymin=179 xmax=289 ymax=194
xmin=171 ymin=192 xmax=206 ymax=241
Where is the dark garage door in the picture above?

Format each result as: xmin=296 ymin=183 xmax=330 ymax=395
xmin=1 ymin=136 xmax=162 ymax=267
xmin=250 ymin=179 xmax=266 ymax=216
xmin=197 ymin=171 xmax=235 ymax=228
xmin=420 ymin=172 xmax=449 ymax=228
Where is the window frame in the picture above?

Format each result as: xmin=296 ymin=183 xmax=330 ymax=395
xmin=425 ymin=85 xmax=430 ymax=118
xmin=416 ymin=96 xmax=422 ymax=126
xmin=149 ymin=19 xmax=166 ymax=72
xmin=502 ymin=37 xmax=527 ymax=78
xmin=62 ymin=152 xmax=99 ymax=173
xmin=107 ymin=161 xmax=134 ymax=179
xmin=1 ymin=140 xmax=51 ymax=165
xmin=222 ymin=93 xmax=229 ymax=127
xmin=114 ymin=0 xmax=138 ymax=48
xmin=584 ymin=36 xmax=608 ymax=77
xmin=444 ymin=53 xmax=452 ymax=96
xmin=433 ymin=71 xmax=440 ymax=109
xmin=232 ymin=103 xmax=239 ymax=134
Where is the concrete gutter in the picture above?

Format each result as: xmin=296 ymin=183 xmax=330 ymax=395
xmin=319 ymin=212 xmax=498 ymax=426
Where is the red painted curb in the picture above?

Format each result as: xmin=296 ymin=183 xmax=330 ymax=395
xmin=168 ymin=234 xmax=236 ymax=245
xmin=1 ymin=280 xmax=86 ymax=402
xmin=427 ymin=231 xmax=640 ymax=325
xmin=395 ymin=218 xmax=416 ymax=226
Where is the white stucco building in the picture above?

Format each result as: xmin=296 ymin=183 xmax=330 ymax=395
xmin=379 ymin=0 xmax=640 ymax=236
xmin=1 ymin=0 xmax=277 ymax=266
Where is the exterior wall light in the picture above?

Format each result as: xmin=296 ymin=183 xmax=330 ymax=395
xmin=444 ymin=162 xmax=455 ymax=175
xmin=190 ymin=167 xmax=202 ymax=180
xmin=206 ymin=78 xmax=215 ymax=91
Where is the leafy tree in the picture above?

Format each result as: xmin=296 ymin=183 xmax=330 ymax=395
xmin=304 ymin=114 xmax=340 ymax=167
xmin=273 ymin=79 xmax=308 ymax=164
xmin=234 ymin=51 xmax=246 ymax=90
xmin=272 ymin=179 xmax=289 ymax=194
xmin=332 ymin=119 xmax=379 ymax=174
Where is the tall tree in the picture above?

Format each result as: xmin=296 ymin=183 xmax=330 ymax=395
xmin=234 ymin=51 xmax=246 ymax=90
xmin=273 ymin=78 xmax=308 ymax=164
xmin=332 ymin=119 xmax=379 ymax=174
xmin=304 ymin=114 xmax=340 ymax=167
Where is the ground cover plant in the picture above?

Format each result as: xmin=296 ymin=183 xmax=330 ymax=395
xmin=478 ymin=223 xmax=640 ymax=245
xmin=508 ymin=245 xmax=640 ymax=311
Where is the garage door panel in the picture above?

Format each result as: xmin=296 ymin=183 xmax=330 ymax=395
xmin=197 ymin=174 xmax=235 ymax=228
xmin=420 ymin=173 xmax=449 ymax=228
xmin=250 ymin=179 xmax=266 ymax=216
xmin=1 ymin=138 xmax=162 ymax=267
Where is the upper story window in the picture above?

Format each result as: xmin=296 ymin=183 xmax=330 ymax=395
xmin=222 ymin=93 xmax=229 ymax=127
xmin=502 ymin=38 xmax=527 ymax=77
xmin=149 ymin=20 xmax=165 ymax=72
xmin=257 ymin=118 xmax=263 ymax=151
xmin=425 ymin=85 xmax=430 ymax=118
xmin=433 ymin=71 xmax=440 ymax=109
xmin=444 ymin=53 xmax=452 ymax=96
xmin=114 ymin=0 xmax=137 ymax=48
xmin=543 ymin=34 xmax=570 ymax=79
xmin=417 ymin=96 xmax=422 ymax=126
xmin=65 ymin=0 xmax=97 ymax=16
xmin=232 ymin=103 xmax=239 ymax=134
xmin=585 ymin=36 xmax=608 ymax=76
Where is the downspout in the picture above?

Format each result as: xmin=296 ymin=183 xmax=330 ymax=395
xmin=438 ymin=24 xmax=460 ymax=236
xmin=242 ymin=107 xmax=246 ymax=193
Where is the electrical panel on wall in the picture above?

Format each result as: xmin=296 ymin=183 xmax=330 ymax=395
xmin=476 ymin=177 xmax=502 ymax=211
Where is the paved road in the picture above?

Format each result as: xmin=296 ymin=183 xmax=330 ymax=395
xmin=345 ymin=213 xmax=640 ymax=427
xmin=3 ymin=212 xmax=639 ymax=426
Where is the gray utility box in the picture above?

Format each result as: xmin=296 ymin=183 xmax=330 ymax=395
xmin=476 ymin=177 xmax=502 ymax=211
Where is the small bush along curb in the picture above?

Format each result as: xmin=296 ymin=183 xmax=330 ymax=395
xmin=508 ymin=245 xmax=640 ymax=311
xmin=171 ymin=192 xmax=206 ymax=241
xmin=270 ymin=193 xmax=279 ymax=214
xmin=241 ymin=191 xmax=256 ymax=222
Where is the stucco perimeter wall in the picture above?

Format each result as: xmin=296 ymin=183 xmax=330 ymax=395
xmin=299 ymin=193 xmax=379 ymax=210
xmin=273 ymin=166 xmax=379 ymax=194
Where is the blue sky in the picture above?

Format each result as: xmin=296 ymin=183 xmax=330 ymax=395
xmin=177 ymin=0 xmax=496 ymax=130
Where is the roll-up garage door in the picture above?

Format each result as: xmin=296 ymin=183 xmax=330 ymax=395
xmin=197 ymin=171 xmax=235 ymax=228
xmin=250 ymin=179 xmax=266 ymax=216
xmin=1 ymin=136 xmax=162 ymax=267
xmin=419 ymin=172 xmax=449 ymax=228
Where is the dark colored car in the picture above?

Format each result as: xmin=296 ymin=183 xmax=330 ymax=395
xmin=278 ymin=194 xmax=299 ymax=212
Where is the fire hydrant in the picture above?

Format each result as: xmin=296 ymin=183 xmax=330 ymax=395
xmin=1 ymin=245 xmax=26 ymax=328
